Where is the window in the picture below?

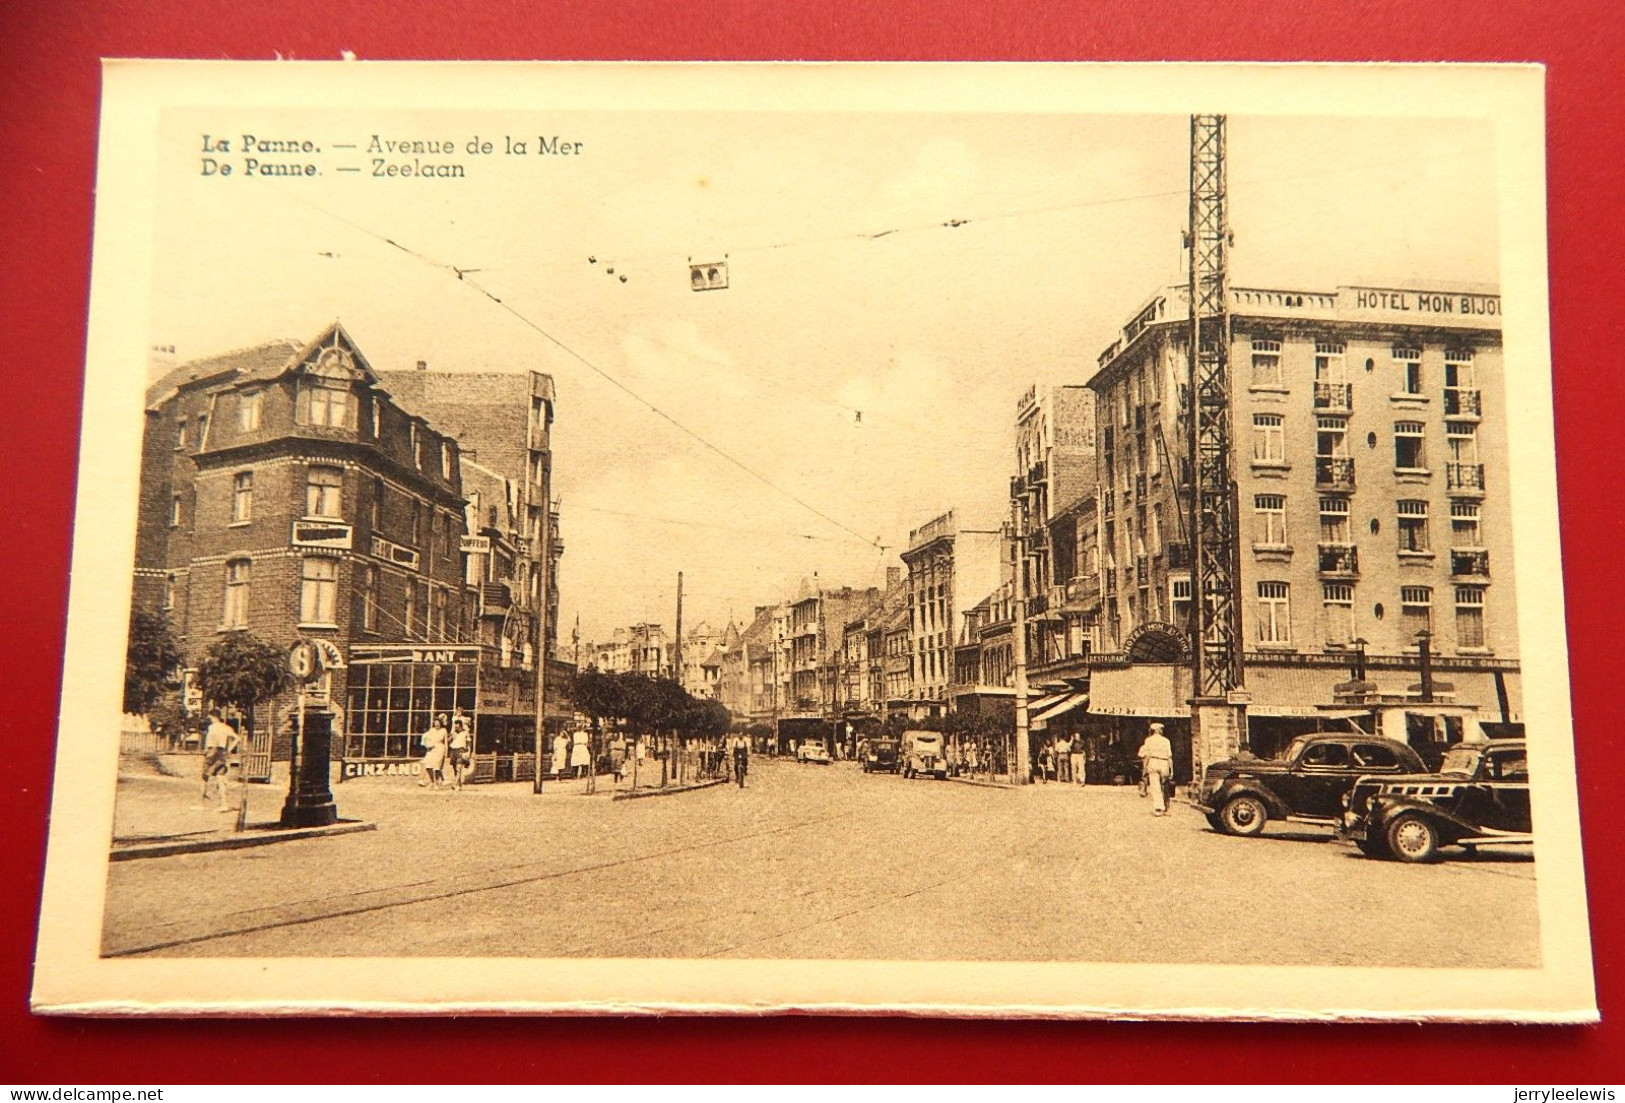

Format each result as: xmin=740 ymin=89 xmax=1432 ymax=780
xmin=442 ymin=442 xmax=454 ymax=481
xmin=370 ymin=396 xmax=382 ymax=440
xmin=359 ymin=564 xmax=378 ymax=632
xmin=162 ymin=574 xmax=176 ymax=611
xmin=1251 ymin=338 xmax=1283 ymax=387
xmin=1322 ymin=582 xmax=1355 ymax=644
xmin=302 ymin=381 xmax=354 ymax=428
xmin=1394 ymin=347 xmax=1423 ymax=394
xmin=175 ymin=419 xmax=188 ymax=449
xmin=1317 ymin=417 xmax=1348 ymax=457
xmin=1447 ymin=422 xmax=1479 ymax=463
xmin=300 ymin=557 xmax=339 ymax=625
xmin=306 ymin=465 xmax=344 ymax=518
xmin=1394 ymin=420 xmax=1427 ymax=470
xmin=1451 ymin=501 xmax=1481 ymax=546
xmin=410 ymin=500 xmax=422 ymax=545
xmin=1456 ymin=586 xmax=1486 ymax=648
xmin=433 ymin=588 xmax=449 ymax=640
xmin=229 ymin=471 xmax=253 ymax=523
xmin=404 ymin=582 xmax=417 ymax=640
xmin=1253 ymin=414 xmax=1285 ymax=463
xmin=1401 ymin=585 xmax=1433 ymax=637
xmin=1314 ymin=341 xmax=1347 ymax=382
xmin=1254 ymin=494 xmax=1287 ymax=545
xmin=1398 ymin=500 xmax=1430 ymax=553
xmin=196 ymin=414 xmax=208 ymax=448
xmin=223 ymin=559 xmax=251 ymax=628
xmin=1151 ymin=503 xmax=1163 ymax=554
xmin=169 ymin=493 xmax=183 ymax=528
xmin=411 ymin=424 xmax=424 ymax=469
xmin=1300 ymin=741 xmax=1349 ymax=768
xmin=239 ymin=391 xmax=263 ymax=431
xmin=1352 ymin=743 xmax=1400 ymax=769
xmin=371 ymin=477 xmax=385 ymax=532
xmin=1319 ymin=497 xmax=1351 ymax=544
xmin=1170 ymin=577 xmax=1192 ymax=624
xmin=1257 ymin=581 xmax=1291 ymax=644
xmin=1444 ymin=350 xmax=1476 ymax=390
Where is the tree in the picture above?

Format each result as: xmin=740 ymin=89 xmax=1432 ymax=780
xmin=123 ymin=608 xmax=181 ymax=716
xmin=194 ymin=632 xmax=292 ymax=740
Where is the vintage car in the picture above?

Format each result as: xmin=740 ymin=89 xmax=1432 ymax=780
xmin=901 ymin=731 xmax=948 ymax=780
xmin=1197 ymin=733 xmax=1427 ymax=837
xmin=796 ymin=740 xmax=832 ymax=764
xmin=1339 ymin=738 xmax=1531 ymax=862
xmin=862 ymin=737 xmax=901 ymax=774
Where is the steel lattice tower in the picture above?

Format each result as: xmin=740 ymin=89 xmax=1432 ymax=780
xmin=1185 ymin=115 xmax=1244 ymax=697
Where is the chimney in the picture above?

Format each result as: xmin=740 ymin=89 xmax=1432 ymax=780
xmin=886 ymin=566 xmax=902 ymax=589
xmin=416 ymin=360 xmax=428 ymax=371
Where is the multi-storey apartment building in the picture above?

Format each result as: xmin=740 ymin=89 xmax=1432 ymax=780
xmin=899 ymin=510 xmax=1001 ymax=718
xmin=134 ymin=324 xmax=482 ymax=777
xmin=1085 ymin=282 xmax=1517 ymax=769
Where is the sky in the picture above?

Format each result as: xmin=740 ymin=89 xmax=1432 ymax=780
xmin=148 ymin=104 xmax=1499 ymax=645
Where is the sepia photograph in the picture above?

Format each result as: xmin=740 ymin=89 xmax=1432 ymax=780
xmin=31 ymin=61 xmax=1594 ymax=1019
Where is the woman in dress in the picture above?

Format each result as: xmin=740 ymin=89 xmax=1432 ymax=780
xmin=419 ymin=714 xmax=449 ymax=789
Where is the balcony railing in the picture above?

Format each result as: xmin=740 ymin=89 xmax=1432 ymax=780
xmin=1010 ymin=475 xmax=1026 ymax=499
xmin=1315 ymin=456 xmax=1356 ymax=490
xmin=1135 ymin=556 xmax=1149 ymax=585
xmin=1444 ymin=388 xmax=1482 ymax=417
xmin=479 ymin=581 xmax=512 ymax=617
xmin=1028 ymin=460 xmax=1047 ymax=484
xmin=1166 ymin=542 xmax=1192 ymax=569
xmin=1103 ymin=494 xmax=1115 ymax=519
xmin=1064 ymin=576 xmax=1101 ymax=606
xmin=1317 ymin=543 xmax=1360 ymax=575
xmin=1314 ymin=381 xmax=1353 ymax=410
xmin=1451 ymin=549 xmax=1491 ymax=577
xmin=1447 ymin=462 xmax=1486 ymax=492
xmin=1104 ymin=573 xmax=1118 ymax=596
xmin=1135 ymin=473 xmax=1147 ymax=497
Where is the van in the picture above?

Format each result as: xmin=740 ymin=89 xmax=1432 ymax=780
xmin=902 ymin=730 xmax=947 ymax=780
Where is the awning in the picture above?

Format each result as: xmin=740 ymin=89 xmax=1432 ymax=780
xmin=1026 ymin=691 xmax=1070 ymax=714
xmin=1087 ymin=664 xmax=1191 ymax=717
xmin=1031 ymin=693 xmax=1088 ymax=729
xmin=1243 ymin=665 xmax=1348 ymax=717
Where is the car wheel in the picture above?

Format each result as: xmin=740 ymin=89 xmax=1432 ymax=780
xmin=1204 ymin=812 xmax=1225 ymax=833
xmin=1386 ymin=813 xmax=1441 ymax=863
xmin=1218 ymin=795 xmax=1268 ymax=837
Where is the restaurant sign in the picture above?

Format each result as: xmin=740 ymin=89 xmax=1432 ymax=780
xmin=371 ymin=534 xmax=421 ymax=571
xmin=349 ymin=643 xmax=482 ymax=665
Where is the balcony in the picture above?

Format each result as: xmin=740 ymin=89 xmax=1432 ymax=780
xmin=479 ymin=581 xmax=512 ymax=617
xmin=1135 ymin=473 xmax=1147 ymax=497
xmin=1317 ymin=543 xmax=1360 ymax=575
xmin=1104 ymin=572 xmax=1118 ymax=596
xmin=1314 ymin=381 xmax=1353 ymax=411
xmin=1065 ymin=575 xmax=1101 ymax=607
xmin=1447 ymin=462 xmax=1486 ymax=493
xmin=1166 ymin=541 xmax=1192 ymax=569
xmin=1135 ymin=555 xmax=1149 ymax=585
xmin=1028 ymin=460 xmax=1048 ymax=485
xmin=1315 ymin=456 xmax=1356 ymax=491
xmin=1444 ymin=388 xmax=1482 ymax=417
xmin=1028 ymin=591 xmax=1049 ymax=615
xmin=1451 ymin=549 xmax=1491 ymax=578
xmin=1103 ymin=493 xmax=1115 ymax=519
xmin=1010 ymin=475 xmax=1027 ymax=499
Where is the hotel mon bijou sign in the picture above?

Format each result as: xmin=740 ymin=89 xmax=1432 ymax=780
xmin=1342 ymin=286 xmax=1500 ymax=324
xmin=291 ymin=519 xmax=353 ymax=550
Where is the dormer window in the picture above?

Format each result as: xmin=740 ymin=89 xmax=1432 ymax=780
xmin=301 ymin=381 xmax=354 ymax=428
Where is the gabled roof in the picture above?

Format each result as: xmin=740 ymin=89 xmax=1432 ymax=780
xmin=738 ymin=607 xmax=776 ymax=653
xmin=144 ymin=322 xmax=379 ymax=410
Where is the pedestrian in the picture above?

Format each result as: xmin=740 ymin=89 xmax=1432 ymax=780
xmin=200 ymin=708 xmax=238 ymax=812
xmin=570 ymin=728 xmax=591 ymax=779
xmin=1138 ymin=722 xmax=1175 ymax=816
xmin=1055 ymin=734 xmax=1072 ymax=784
xmin=447 ymin=709 xmax=472 ymax=790
xmin=1071 ymin=737 xmax=1087 ymax=786
xmin=731 ymin=732 xmax=749 ymax=788
xmin=965 ymin=740 xmax=979 ymax=776
xmin=419 ymin=714 xmax=449 ymax=789
xmin=551 ymin=730 xmax=570 ymax=779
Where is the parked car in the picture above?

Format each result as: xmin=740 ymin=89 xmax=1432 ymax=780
xmin=861 ymin=737 xmax=901 ymax=774
xmin=1197 ymin=733 xmax=1427 ymax=837
xmin=901 ymin=731 xmax=948 ymax=780
xmin=796 ymin=741 xmax=832 ymax=764
xmin=1339 ymin=738 xmax=1531 ymax=862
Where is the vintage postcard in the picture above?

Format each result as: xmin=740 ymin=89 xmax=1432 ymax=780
xmin=32 ymin=61 xmax=1595 ymax=1019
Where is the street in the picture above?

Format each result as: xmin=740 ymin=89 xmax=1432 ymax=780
xmin=103 ymin=757 xmax=1539 ymax=967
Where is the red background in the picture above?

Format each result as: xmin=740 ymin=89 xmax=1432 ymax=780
xmin=2 ymin=0 xmax=1622 ymax=1083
